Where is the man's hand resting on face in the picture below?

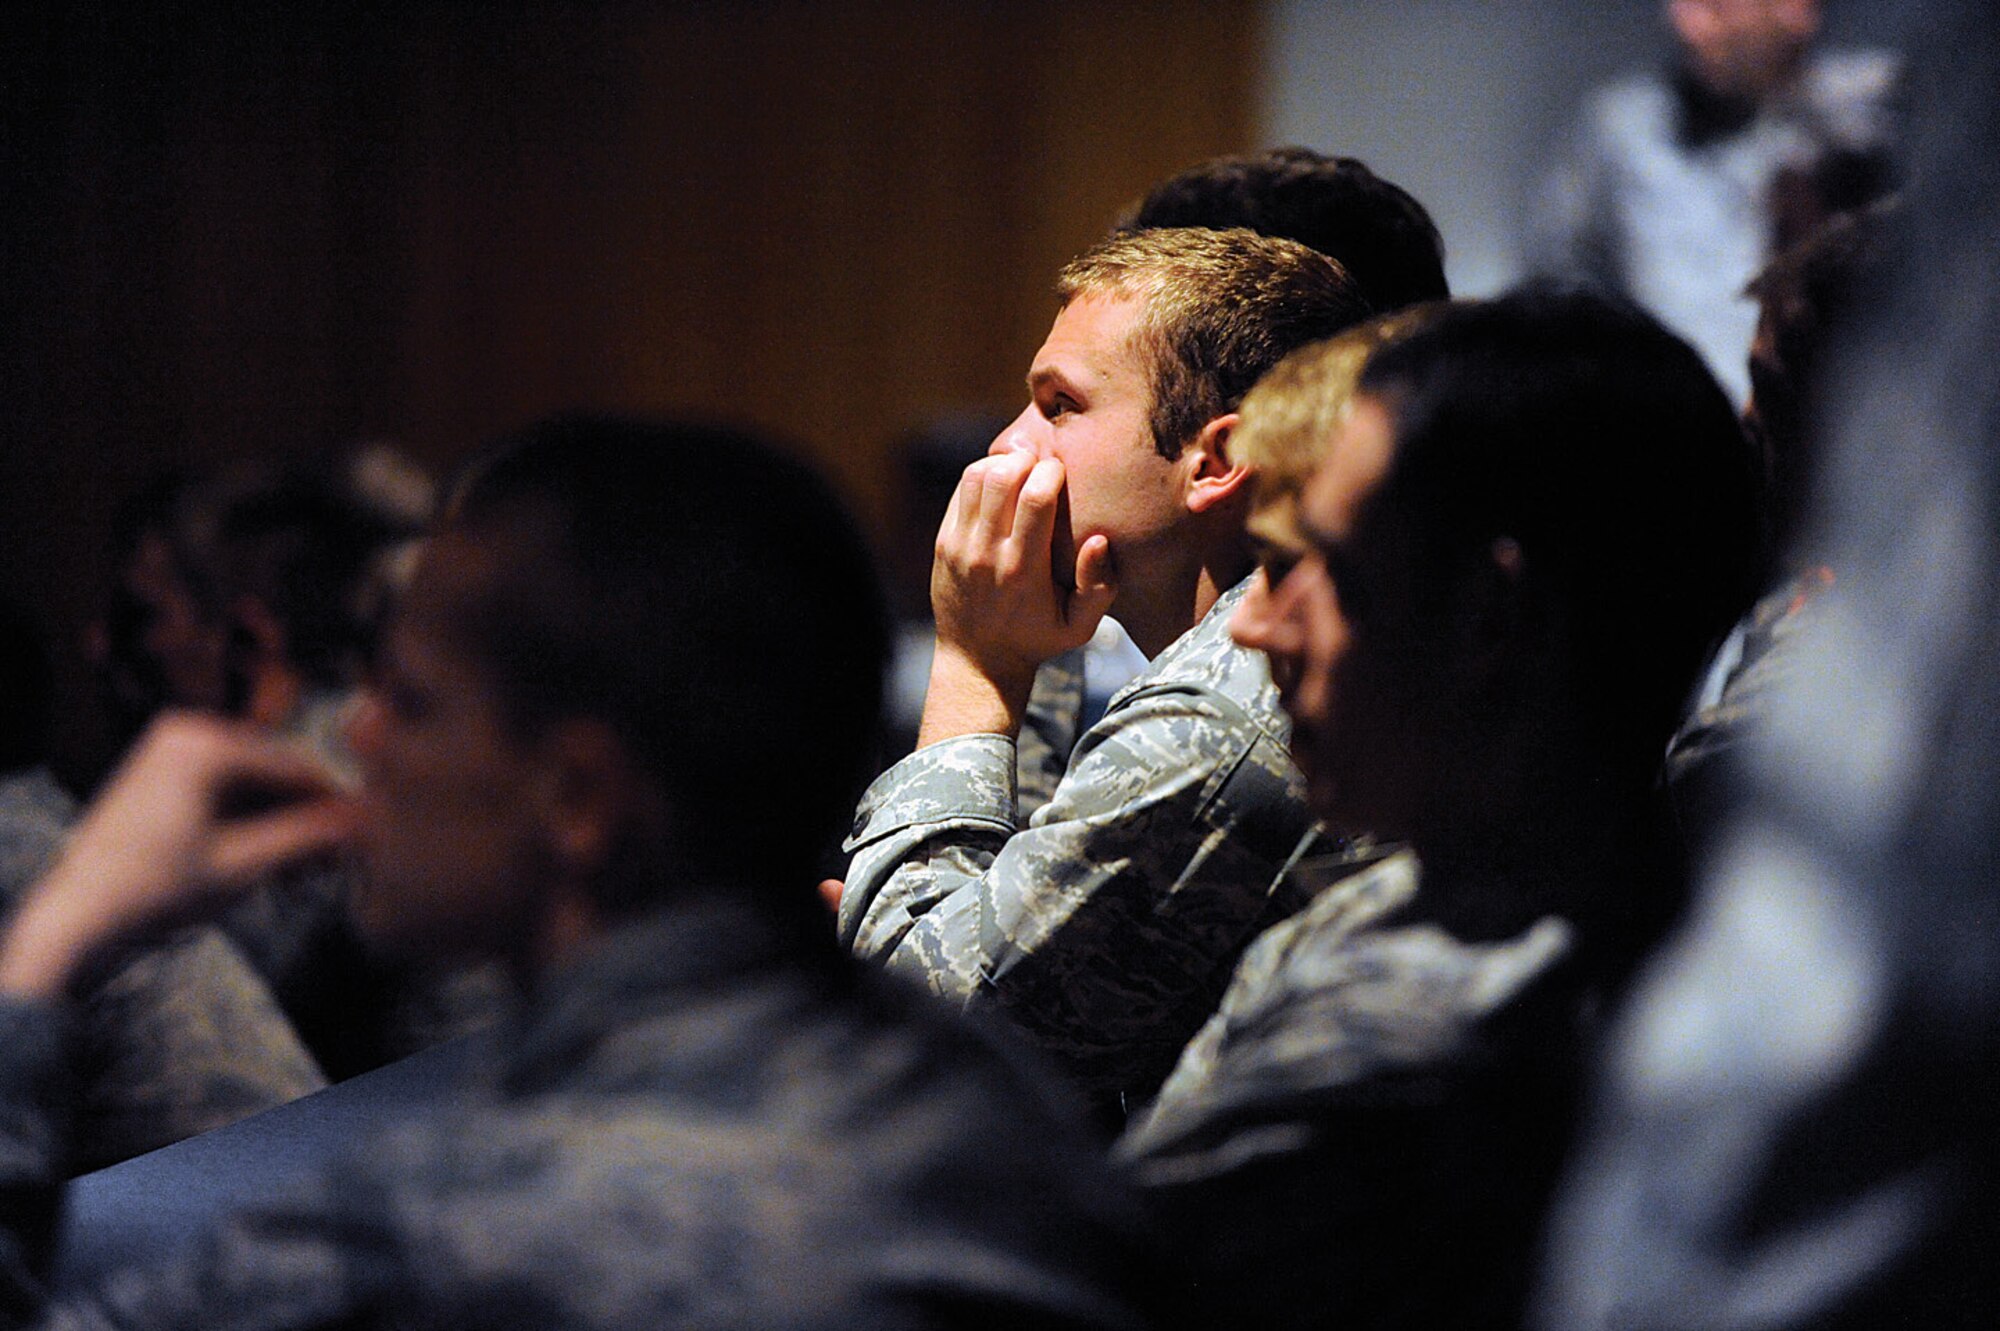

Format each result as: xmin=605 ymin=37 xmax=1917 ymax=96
xmin=918 ymin=452 xmax=1117 ymax=748
xmin=0 ymin=714 xmax=360 ymax=1002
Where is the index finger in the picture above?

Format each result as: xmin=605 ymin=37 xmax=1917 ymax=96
xmin=1009 ymin=456 xmax=1066 ymax=566
xmin=954 ymin=451 xmax=1037 ymax=546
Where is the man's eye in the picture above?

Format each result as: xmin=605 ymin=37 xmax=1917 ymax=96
xmin=1260 ymin=551 xmax=1301 ymax=584
xmin=1252 ymin=541 xmax=1302 ymax=585
xmin=1042 ymin=396 xmax=1078 ymax=421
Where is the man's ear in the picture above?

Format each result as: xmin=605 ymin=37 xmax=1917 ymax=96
xmin=1184 ymin=412 xmax=1253 ymax=515
xmin=229 ymin=596 xmax=299 ymax=728
xmin=532 ymin=718 xmax=651 ymax=876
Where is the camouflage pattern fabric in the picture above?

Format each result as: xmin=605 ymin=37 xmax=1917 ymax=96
xmin=0 ymin=771 xmax=74 ymax=908
xmin=1118 ymin=850 xmax=1594 ymax=1331
xmin=0 ymin=894 xmax=1164 ymax=1330
xmin=69 ymin=932 xmax=327 ymax=1174
xmin=1666 ymin=567 xmax=1834 ymax=787
xmin=0 ymin=768 xmax=325 ymax=1173
xmin=840 ymin=577 xmax=1329 ymax=1110
xmin=1015 ymin=646 xmax=1085 ymax=824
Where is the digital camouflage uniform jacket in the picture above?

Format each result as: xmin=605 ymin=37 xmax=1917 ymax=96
xmin=0 ymin=768 xmax=323 ymax=1172
xmin=839 ymin=577 xmax=1326 ymax=1110
xmin=1118 ymin=850 xmax=1595 ymax=1331
xmin=0 ymin=892 xmax=1163 ymax=1330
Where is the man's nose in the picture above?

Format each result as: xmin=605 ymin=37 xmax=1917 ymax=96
xmin=987 ymin=414 xmax=1042 ymax=458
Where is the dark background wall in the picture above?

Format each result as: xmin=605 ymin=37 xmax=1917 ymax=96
xmin=1 ymin=1 xmax=1262 ymax=783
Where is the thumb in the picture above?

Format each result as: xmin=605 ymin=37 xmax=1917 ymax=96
xmin=1066 ymin=534 xmax=1118 ymax=630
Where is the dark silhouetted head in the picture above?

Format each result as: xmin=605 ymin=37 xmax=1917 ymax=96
xmin=1121 ymin=147 xmax=1449 ymax=315
xmin=437 ymin=415 xmax=888 ymax=905
xmin=1358 ymin=287 xmax=1762 ymax=772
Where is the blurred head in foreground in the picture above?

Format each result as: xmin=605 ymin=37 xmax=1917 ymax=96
xmin=1232 ymin=289 xmax=1759 ymax=868
xmin=345 ymin=416 xmax=887 ymax=973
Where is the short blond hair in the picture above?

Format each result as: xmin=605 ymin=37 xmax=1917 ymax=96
xmin=1056 ymin=227 xmax=1371 ymax=459
xmin=1235 ymin=305 xmax=1445 ymax=553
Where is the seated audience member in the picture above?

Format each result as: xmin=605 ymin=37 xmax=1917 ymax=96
xmin=1665 ymin=201 xmax=1892 ymax=814
xmin=102 ymin=460 xmax=505 ymax=1078
xmin=1011 ymin=148 xmax=1453 ymax=823
xmin=97 ymin=462 xmax=405 ymax=751
xmin=0 ymin=599 xmax=322 ymax=1170
xmin=1230 ymin=306 xmax=1441 ymax=582
xmin=1118 ymin=290 xmax=1761 ymax=1330
xmin=0 ymin=416 xmax=1163 ymax=1329
xmin=839 ymin=229 xmax=1372 ymax=1119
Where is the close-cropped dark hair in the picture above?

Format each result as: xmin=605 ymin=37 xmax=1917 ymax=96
xmin=1121 ymin=147 xmax=1450 ymax=316
xmin=216 ymin=473 xmax=396 ymax=685
xmin=1058 ymin=228 xmax=1372 ymax=460
xmin=169 ymin=464 xmax=409 ymax=700
xmin=442 ymin=415 xmax=888 ymax=902
xmin=1359 ymin=288 xmax=1761 ymax=768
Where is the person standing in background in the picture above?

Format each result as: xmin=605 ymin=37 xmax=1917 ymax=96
xmin=1528 ymin=0 xmax=1896 ymax=404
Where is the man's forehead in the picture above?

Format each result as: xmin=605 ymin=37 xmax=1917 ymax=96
xmin=1299 ymin=394 xmax=1398 ymax=545
xmin=1032 ymin=289 xmax=1150 ymax=385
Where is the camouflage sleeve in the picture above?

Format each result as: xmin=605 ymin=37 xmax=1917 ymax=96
xmin=0 ymin=775 xmax=73 ymax=913
xmin=1015 ymin=650 xmax=1085 ymax=824
xmin=0 ymin=773 xmax=328 ymax=1172
xmin=71 ymin=929 xmax=327 ymax=1172
xmin=838 ymin=732 xmax=1020 ymax=962
xmin=0 ymin=998 xmax=73 ymax=1322
xmin=1119 ymin=853 xmax=1418 ymax=1162
xmin=0 ymin=1002 xmax=398 ymax=1331
xmin=840 ymin=679 xmax=1316 ymax=1100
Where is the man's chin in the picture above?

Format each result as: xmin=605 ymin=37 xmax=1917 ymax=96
xmin=348 ymin=872 xmax=446 ymax=962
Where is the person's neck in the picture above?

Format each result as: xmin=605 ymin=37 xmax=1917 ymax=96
xmin=513 ymin=885 xmax=608 ymax=992
xmin=1406 ymin=736 xmax=1644 ymax=945
xmin=1113 ymin=549 xmax=1251 ymax=659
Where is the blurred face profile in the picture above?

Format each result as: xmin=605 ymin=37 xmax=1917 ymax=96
xmin=1668 ymin=0 xmax=1822 ymax=99
xmin=1230 ymin=394 xmax=1429 ymax=836
xmin=986 ymin=290 xmax=1198 ymax=589
xmin=342 ymin=530 xmax=549 ymax=961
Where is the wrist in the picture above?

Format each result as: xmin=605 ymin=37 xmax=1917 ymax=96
xmin=0 ymin=881 xmax=97 ymax=1002
xmin=916 ymin=642 xmax=1038 ymax=748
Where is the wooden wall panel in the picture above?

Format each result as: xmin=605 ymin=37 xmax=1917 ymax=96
xmin=0 ymin=0 xmax=1263 ymax=781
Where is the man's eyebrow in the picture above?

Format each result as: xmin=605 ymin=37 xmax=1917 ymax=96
xmin=1296 ymin=512 xmax=1345 ymax=554
xmin=1028 ymin=365 xmax=1084 ymax=398
xmin=1248 ymin=533 xmax=1304 ymax=570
